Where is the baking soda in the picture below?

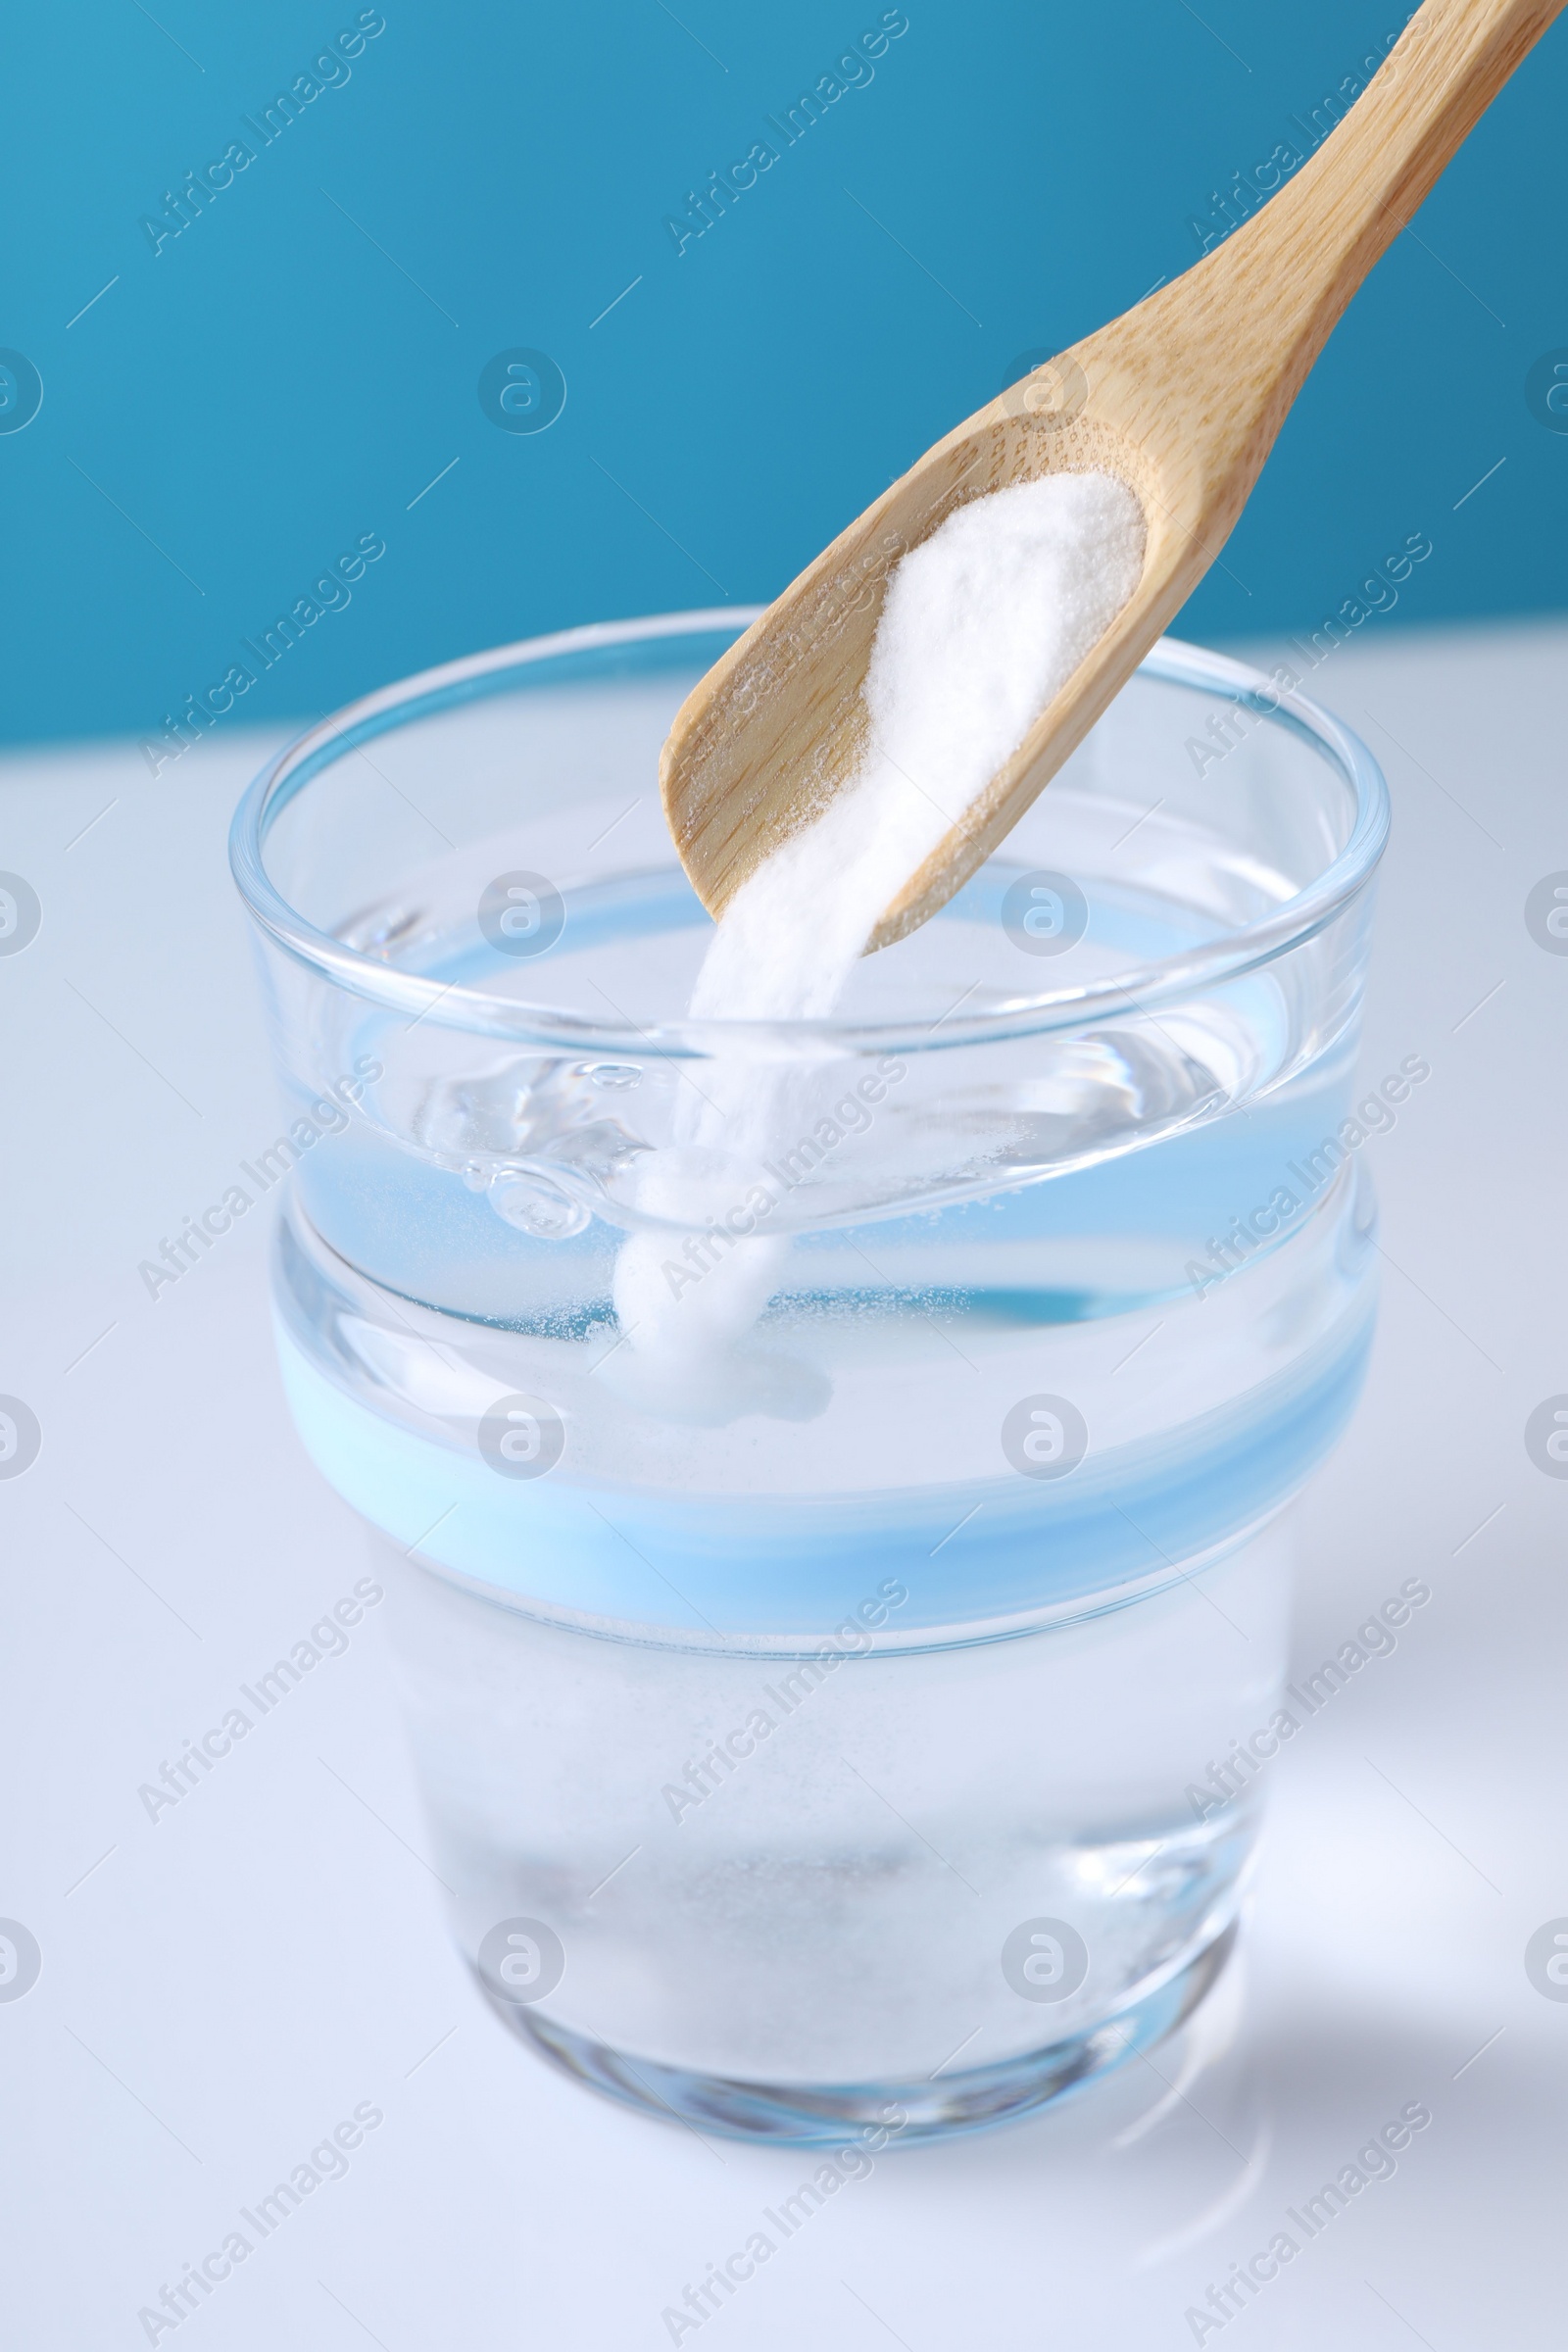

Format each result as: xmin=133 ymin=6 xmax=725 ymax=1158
xmin=692 ymin=471 xmax=1147 ymax=1021
xmin=612 ymin=472 xmax=1147 ymax=1398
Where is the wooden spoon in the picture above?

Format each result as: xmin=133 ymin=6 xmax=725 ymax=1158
xmin=661 ymin=0 xmax=1560 ymax=953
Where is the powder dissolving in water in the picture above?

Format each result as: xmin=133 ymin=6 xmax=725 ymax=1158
xmin=611 ymin=471 xmax=1147 ymax=1413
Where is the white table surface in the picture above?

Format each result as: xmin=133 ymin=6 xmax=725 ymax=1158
xmin=3 ymin=619 xmax=1565 ymax=2350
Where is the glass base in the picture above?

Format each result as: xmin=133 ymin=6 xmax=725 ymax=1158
xmin=478 ymin=1919 xmax=1238 ymax=2147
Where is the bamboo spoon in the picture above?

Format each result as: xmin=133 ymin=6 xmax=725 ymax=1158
xmin=661 ymin=0 xmax=1561 ymax=953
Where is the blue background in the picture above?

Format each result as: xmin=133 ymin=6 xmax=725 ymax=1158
xmin=1 ymin=0 xmax=1563 ymax=750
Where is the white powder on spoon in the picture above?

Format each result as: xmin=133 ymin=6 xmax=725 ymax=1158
xmin=611 ymin=470 xmax=1147 ymax=1407
xmin=690 ymin=470 xmax=1148 ymax=1021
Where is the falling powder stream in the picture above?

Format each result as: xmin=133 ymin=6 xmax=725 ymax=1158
xmin=610 ymin=470 xmax=1147 ymax=1413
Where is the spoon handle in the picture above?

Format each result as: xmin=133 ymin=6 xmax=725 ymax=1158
xmin=1076 ymin=0 xmax=1563 ymax=600
xmin=1219 ymin=0 xmax=1563 ymax=380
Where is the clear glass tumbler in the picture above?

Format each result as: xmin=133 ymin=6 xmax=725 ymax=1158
xmin=230 ymin=612 xmax=1388 ymax=2143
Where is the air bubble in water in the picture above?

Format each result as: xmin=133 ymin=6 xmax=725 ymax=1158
xmin=488 ymin=1169 xmax=591 ymax=1241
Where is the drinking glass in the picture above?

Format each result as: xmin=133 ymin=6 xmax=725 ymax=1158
xmin=230 ymin=612 xmax=1387 ymax=2142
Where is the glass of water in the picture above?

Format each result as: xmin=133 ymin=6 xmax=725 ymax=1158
xmin=230 ymin=612 xmax=1387 ymax=2143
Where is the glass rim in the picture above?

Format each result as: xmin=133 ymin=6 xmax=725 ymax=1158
xmin=228 ymin=609 xmax=1390 ymax=1055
